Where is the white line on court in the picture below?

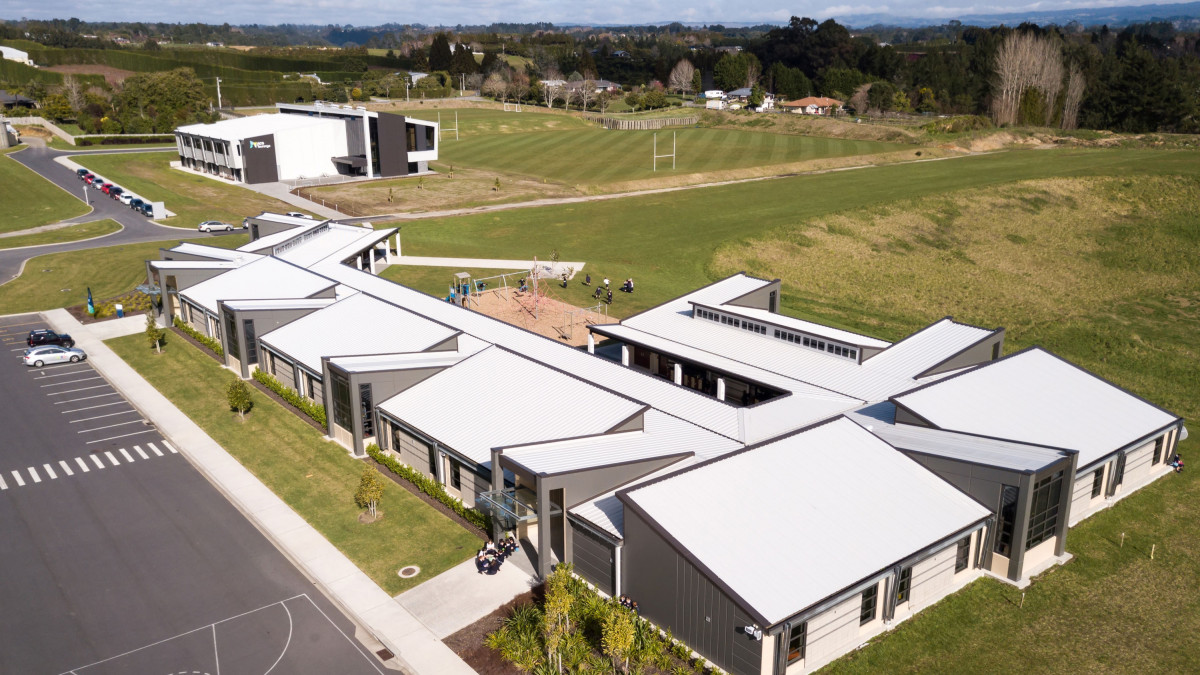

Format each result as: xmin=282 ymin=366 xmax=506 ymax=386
xmin=103 ymin=451 xmax=119 ymax=467
xmin=28 ymin=467 xmax=41 ymax=483
xmin=7 ymin=471 xmax=20 ymax=487
xmin=69 ymin=410 xmax=137 ymax=423
xmin=133 ymin=446 xmax=149 ymax=460
xmin=147 ymin=442 xmax=164 ymax=456
xmin=261 ymin=602 xmax=294 ymax=675
xmin=55 ymin=392 xmax=119 ymax=404
xmin=61 ymin=402 xmax=127 ymax=414
xmin=48 ymin=385 xmax=111 ymax=396
xmin=75 ymin=457 xmax=90 ymax=472
xmin=42 ymin=376 xmax=103 ymax=388
xmin=85 ymin=429 xmax=156 ymax=444
xmin=300 ymin=595 xmax=386 ymax=674
xmin=59 ymin=460 xmax=74 ymax=476
xmin=77 ymin=420 xmax=144 ymax=434
xmin=43 ymin=464 xmax=57 ymax=480
xmin=89 ymin=455 xmax=105 ymax=469
xmin=119 ymin=448 xmax=135 ymax=463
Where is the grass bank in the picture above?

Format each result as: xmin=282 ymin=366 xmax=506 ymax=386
xmin=0 ymin=219 xmax=121 ymax=249
xmin=1 ymin=148 xmax=90 ymax=233
xmin=107 ymin=333 xmax=480 ymax=594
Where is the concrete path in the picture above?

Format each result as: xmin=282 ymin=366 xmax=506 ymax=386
xmin=43 ymin=308 xmax=476 ymax=675
xmin=397 ymin=555 xmax=538 ymax=639
xmin=392 ymin=255 xmax=585 ymax=276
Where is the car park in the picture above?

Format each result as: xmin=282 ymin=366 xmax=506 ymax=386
xmin=197 ymin=220 xmax=234 ymax=232
xmin=28 ymin=328 xmax=75 ymax=348
xmin=23 ymin=345 xmax=87 ymax=367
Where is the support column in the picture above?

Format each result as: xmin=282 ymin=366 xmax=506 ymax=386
xmin=395 ymin=232 xmax=402 ymax=257
xmin=587 ymin=333 xmax=595 ymax=354
xmin=538 ymin=482 xmax=553 ymax=579
xmin=355 ymin=256 xmax=363 ymax=271
xmin=368 ymin=250 xmax=377 ymax=275
xmin=620 ymin=345 xmax=630 ymax=367
xmin=673 ymin=363 xmax=683 ymax=385
xmin=383 ymin=240 xmax=393 ymax=264
xmin=716 ymin=377 xmax=726 ymax=401
xmin=434 ymin=445 xmax=446 ymax=484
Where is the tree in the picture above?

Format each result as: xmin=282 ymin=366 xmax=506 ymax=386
xmin=542 ymin=563 xmax=574 ymax=673
xmin=624 ymin=90 xmax=641 ymax=111
xmin=226 ymin=377 xmax=252 ymax=421
xmin=429 ymin=33 xmax=453 ymax=72
xmin=142 ymin=38 xmax=161 ymax=51
xmin=749 ymin=84 xmax=765 ymax=108
xmin=510 ymin=69 xmax=531 ymax=102
xmin=144 ymin=314 xmax=165 ymax=354
xmin=62 ymin=74 xmax=85 ymax=111
xmin=450 ymin=43 xmax=478 ymax=77
xmin=354 ymin=466 xmax=385 ymax=520
xmin=641 ymin=89 xmax=667 ymax=110
xmin=482 ymin=72 xmax=508 ymax=101
xmin=602 ymin=602 xmax=636 ymax=674
xmin=668 ymin=59 xmax=696 ymax=93
xmin=41 ymin=94 xmax=73 ymax=122
xmin=867 ymin=81 xmax=896 ymax=112
xmin=691 ymin=68 xmax=702 ymax=94
xmin=480 ymin=51 xmax=501 ymax=74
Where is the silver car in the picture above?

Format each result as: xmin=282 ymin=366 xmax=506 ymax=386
xmin=198 ymin=220 xmax=234 ymax=232
xmin=24 ymin=345 xmax=87 ymax=367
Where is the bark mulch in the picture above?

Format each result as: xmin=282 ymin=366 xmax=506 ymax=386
xmin=443 ymin=585 xmax=545 ymax=675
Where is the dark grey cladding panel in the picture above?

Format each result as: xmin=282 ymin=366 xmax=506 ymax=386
xmin=377 ymin=112 xmax=409 ymax=178
xmin=345 ymin=117 xmax=366 ymax=156
xmin=242 ymin=133 xmax=278 ymax=184
xmin=570 ymin=520 xmax=615 ymax=595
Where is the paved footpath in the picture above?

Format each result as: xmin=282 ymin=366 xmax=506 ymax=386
xmin=42 ymin=309 xmax=477 ymax=675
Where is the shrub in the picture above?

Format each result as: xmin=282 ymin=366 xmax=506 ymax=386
xmin=252 ymin=369 xmax=327 ymax=427
xmin=173 ymin=316 xmax=224 ymax=357
xmin=366 ymin=443 xmax=491 ymax=531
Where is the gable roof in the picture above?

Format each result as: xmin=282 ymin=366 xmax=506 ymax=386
xmin=179 ymin=257 xmax=336 ymax=316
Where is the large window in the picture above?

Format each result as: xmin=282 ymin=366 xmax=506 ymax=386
xmin=449 ymin=459 xmax=462 ymax=490
xmin=424 ymin=124 xmax=436 ymax=150
xmin=1153 ymin=437 xmax=1164 ymax=465
xmin=955 ymin=536 xmax=971 ymax=573
xmin=359 ymin=383 xmax=374 ymax=437
xmin=224 ymin=311 xmax=239 ymax=355
xmin=994 ymin=484 xmax=1019 ymax=558
xmin=1091 ymin=468 xmax=1104 ymax=498
xmin=1113 ymin=454 xmax=1127 ymax=487
xmin=330 ymin=371 xmax=352 ymax=430
xmin=427 ymin=443 xmax=439 ymax=477
xmin=786 ymin=621 xmax=807 ymax=664
xmin=1025 ymin=470 xmax=1064 ymax=551
xmin=860 ymin=584 xmax=878 ymax=625
xmin=896 ymin=567 xmax=912 ymax=605
xmin=243 ymin=319 xmax=257 ymax=365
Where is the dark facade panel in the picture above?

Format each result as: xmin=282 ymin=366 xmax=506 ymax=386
xmin=345 ymin=117 xmax=366 ymax=156
xmin=242 ymin=133 xmax=279 ymax=184
xmin=376 ymin=113 xmax=410 ymax=178
xmin=570 ymin=519 xmax=615 ymax=595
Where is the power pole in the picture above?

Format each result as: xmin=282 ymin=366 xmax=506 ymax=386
xmin=216 ymin=77 xmax=223 ymax=109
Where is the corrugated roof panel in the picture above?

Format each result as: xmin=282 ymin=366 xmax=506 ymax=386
xmin=221 ymin=297 xmax=339 ymax=312
xmin=893 ymin=348 xmax=1180 ymax=468
xmin=276 ymin=224 xmax=393 ymax=268
xmin=166 ymin=242 xmax=261 ymax=263
xmin=177 ymin=113 xmax=345 ymax=144
xmin=569 ymin=459 xmax=699 ymax=540
xmin=622 ymin=417 xmax=991 ymax=625
xmin=862 ymin=318 xmax=993 ymax=374
xmin=179 ymin=257 xmax=335 ymax=316
xmin=708 ymin=303 xmax=891 ymax=349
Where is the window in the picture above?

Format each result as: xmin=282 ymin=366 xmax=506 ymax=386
xmin=848 ymin=349 xmax=857 ymax=360
xmin=330 ymin=371 xmax=352 ymax=430
xmin=1091 ymin=468 xmax=1104 ymax=498
xmin=243 ymin=319 xmax=257 ymax=365
xmin=1113 ymin=454 xmax=1127 ymax=487
xmin=860 ymin=584 xmax=878 ymax=625
xmin=955 ymin=536 xmax=971 ymax=573
xmin=428 ymin=443 xmax=439 ymax=477
xmin=424 ymin=124 xmax=436 ymax=149
xmin=994 ymin=484 xmax=1019 ymax=558
xmin=224 ymin=311 xmax=239 ymax=355
xmin=359 ymin=383 xmax=374 ymax=437
xmin=896 ymin=567 xmax=912 ymax=605
xmin=450 ymin=459 xmax=462 ymax=490
xmin=1153 ymin=437 xmax=1164 ymax=465
xmin=786 ymin=622 xmax=807 ymax=664
xmin=1025 ymin=470 xmax=1064 ymax=551
xmin=992 ymin=342 xmax=1001 ymax=360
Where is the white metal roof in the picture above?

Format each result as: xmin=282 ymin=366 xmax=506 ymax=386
xmin=377 ymin=346 xmax=648 ymax=465
xmin=621 ymin=417 xmax=991 ymax=625
xmin=277 ymin=224 xmax=395 ymax=268
xmin=238 ymin=219 xmax=329 ymax=253
xmin=702 ymin=302 xmax=891 ymax=349
xmin=570 ymin=459 xmax=697 ymax=540
xmin=327 ymin=350 xmax=473 ymax=373
xmin=176 ymin=113 xmax=345 ymax=144
xmin=258 ymin=292 xmax=459 ymax=373
xmin=164 ymin=242 xmax=261 ymax=263
xmin=220 ymin=297 xmax=339 ymax=312
xmin=892 ymin=347 xmax=1181 ymax=468
xmin=149 ymin=260 xmax=241 ymax=271
xmin=178 ymin=257 xmax=335 ymax=316
xmin=251 ymin=212 xmax=323 ymax=227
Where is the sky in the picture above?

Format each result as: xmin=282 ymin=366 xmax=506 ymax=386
xmin=1 ymin=0 xmax=1194 ymax=26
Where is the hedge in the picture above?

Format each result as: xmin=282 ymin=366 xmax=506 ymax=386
xmin=76 ymin=135 xmax=175 ymax=146
xmin=366 ymin=443 xmax=492 ymax=532
xmin=173 ymin=316 xmax=223 ymax=357
xmin=252 ymin=368 xmax=327 ymax=427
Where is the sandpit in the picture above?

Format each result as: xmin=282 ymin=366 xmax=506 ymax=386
xmin=463 ymin=286 xmax=609 ymax=346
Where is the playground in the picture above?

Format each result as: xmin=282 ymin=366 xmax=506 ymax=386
xmin=445 ymin=269 xmax=608 ymax=346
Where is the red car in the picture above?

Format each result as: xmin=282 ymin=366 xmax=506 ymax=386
xmin=84 ymin=174 xmax=96 ymax=184
xmin=101 ymin=183 xmax=113 ymax=194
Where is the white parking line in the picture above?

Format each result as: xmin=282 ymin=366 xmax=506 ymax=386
xmin=10 ymin=471 xmax=24 ymax=486
xmin=69 ymin=410 xmax=137 ymax=423
xmin=104 ymin=451 xmax=120 ymax=467
xmin=118 ymin=448 xmax=135 ymax=463
xmin=86 ymin=429 xmax=156 ymax=445
xmin=133 ymin=446 xmax=149 ymax=460
xmin=77 ymin=420 xmax=143 ymax=434
xmin=0 ymin=474 xmax=6 ymax=490
xmin=55 ymin=393 xmax=119 ymax=405
xmin=59 ymin=460 xmax=74 ymax=476
xmin=42 ymin=376 xmax=103 ymax=388
xmin=43 ymin=464 xmax=58 ymax=479
xmin=48 ymin=385 xmax=111 ymax=396
xmin=62 ymin=402 xmax=128 ymax=414
xmin=162 ymin=441 xmax=178 ymax=454
xmin=89 ymin=455 xmax=105 ymax=469
xmin=75 ymin=457 xmax=90 ymax=473
xmin=35 ymin=367 xmax=94 ymax=379
xmin=147 ymin=442 xmax=164 ymax=456
xmin=28 ymin=467 xmax=40 ymax=483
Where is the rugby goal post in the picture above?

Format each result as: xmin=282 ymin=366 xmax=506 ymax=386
xmin=438 ymin=111 xmax=459 ymax=141
xmin=503 ymin=102 xmax=523 ymax=112
xmin=653 ymin=131 xmax=676 ymax=171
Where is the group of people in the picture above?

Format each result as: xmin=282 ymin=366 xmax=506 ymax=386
xmin=1170 ymin=453 xmax=1184 ymax=473
xmin=476 ymin=536 xmax=520 ymax=575
xmin=582 ymin=275 xmax=632 ymax=305
xmin=616 ymin=595 xmax=639 ymax=614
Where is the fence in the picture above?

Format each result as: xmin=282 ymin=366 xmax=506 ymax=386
xmin=581 ymin=113 xmax=699 ymax=130
xmin=3 ymin=116 xmax=76 ymax=144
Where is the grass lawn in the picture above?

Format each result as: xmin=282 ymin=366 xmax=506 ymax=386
xmin=0 ymin=218 xmax=121 ymax=249
xmin=0 ymin=234 xmax=247 ymax=314
xmin=0 ymin=148 xmax=90 ymax=233
xmin=59 ymin=141 xmax=176 ymax=151
xmin=73 ymin=152 xmax=313 ymax=228
xmin=393 ymin=107 xmax=592 ymax=137
xmin=107 ymin=334 xmax=480 ymax=594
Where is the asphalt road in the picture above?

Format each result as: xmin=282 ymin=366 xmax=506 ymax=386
xmin=0 ymin=314 xmax=386 ymax=674
xmin=1 ymin=142 xmax=204 ymax=283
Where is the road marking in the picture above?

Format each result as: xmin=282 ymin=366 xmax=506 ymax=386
xmin=62 ymin=402 xmax=126 ymax=413
xmin=11 ymin=471 xmax=24 ymax=486
xmin=133 ymin=445 xmax=149 ymax=459
xmin=43 ymin=464 xmax=57 ymax=480
xmin=48 ymin=385 xmax=111 ymax=396
xmin=28 ymin=467 xmax=40 ymax=483
xmin=119 ymin=448 xmax=135 ymax=463
xmin=162 ymin=440 xmax=178 ymax=454
xmin=35 ymin=367 xmax=94 ymax=379
xmin=76 ymin=457 xmax=90 ymax=472
xmin=148 ymin=442 xmax=164 ymax=456
xmin=77 ymin=420 xmax=143 ymax=433
xmin=86 ymin=429 xmax=156 ymax=444
xmin=42 ymin=376 xmax=103 ymax=387
xmin=0 ymin=475 xmax=6 ymax=490
xmin=104 ymin=451 xmax=120 ymax=467
xmin=55 ymin=393 xmax=119 ymax=404
xmin=69 ymin=410 xmax=136 ymax=423
xmin=90 ymin=455 xmax=105 ymax=469
xmin=59 ymin=460 xmax=74 ymax=476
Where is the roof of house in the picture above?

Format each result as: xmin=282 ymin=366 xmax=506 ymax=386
xmin=178 ymin=256 xmax=336 ymax=316
xmin=727 ymin=87 xmax=752 ymax=97
xmin=377 ymin=346 xmax=649 ymax=466
xmin=620 ymin=416 xmax=991 ymax=626
xmin=220 ymin=297 xmax=339 ymax=312
xmin=176 ymin=113 xmax=345 ymax=144
xmin=782 ymin=97 xmax=843 ymax=107
xmin=275 ymin=223 xmax=394 ymax=268
xmin=258 ymin=292 xmax=459 ymax=374
xmin=694 ymin=301 xmax=891 ymax=350
xmin=164 ymin=242 xmax=262 ymax=263
xmin=0 ymin=89 xmax=35 ymax=105
xmin=891 ymin=347 xmax=1181 ymax=469
xmin=238 ymin=218 xmax=329 ymax=254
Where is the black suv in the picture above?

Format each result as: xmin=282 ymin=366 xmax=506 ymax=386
xmin=28 ymin=329 xmax=74 ymax=348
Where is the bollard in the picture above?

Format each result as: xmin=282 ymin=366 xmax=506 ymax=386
xmin=1151 ymin=544 xmax=1155 ymax=559
xmin=1019 ymin=592 xmax=1025 ymax=609
xmin=1120 ymin=532 xmax=1125 ymax=548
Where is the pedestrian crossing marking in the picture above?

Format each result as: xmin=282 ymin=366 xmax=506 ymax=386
xmin=59 ymin=460 xmax=74 ymax=476
xmin=1 ymin=443 xmax=178 ymax=493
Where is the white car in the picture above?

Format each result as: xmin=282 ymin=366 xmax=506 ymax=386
xmin=198 ymin=220 xmax=234 ymax=232
xmin=120 ymin=193 xmax=136 ymax=206
xmin=24 ymin=345 xmax=87 ymax=367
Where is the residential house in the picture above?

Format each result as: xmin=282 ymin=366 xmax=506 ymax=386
xmin=781 ymin=97 xmax=843 ymax=115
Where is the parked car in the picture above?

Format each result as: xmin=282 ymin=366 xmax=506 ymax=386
xmin=28 ymin=329 xmax=75 ymax=348
xmin=285 ymin=212 xmax=314 ymax=219
xmin=76 ymin=168 xmax=89 ymax=179
xmin=109 ymin=187 xmax=124 ymax=199
xmin=93 ymin=181 xmax=108 ymax=191
xmin=129 ymin=198 xmax=144 ymax=211
xmin=197 ymin=220 xmax=234 ymax=232
xmin=120 ymin=193 xmax=135 ymax=206
xmin=138 ymin=202 xmax=154 ymax=217
xmin=23 ymin=345 xmax=87 ymax=367
xmin=84 ymin=174 xmax=97 ymax=184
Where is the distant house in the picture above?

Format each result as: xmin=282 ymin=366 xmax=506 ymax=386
xmin=563 ymin=79 xmax=621 ymax=94
xmin=0 ymin=89 xmax=36 ymax=109
xmin=0 ymin=46 xmax=33 ymax=66
xmin=781 ymin=96 xmax=843 ymax=115
xmin=728 ymin=88 xmax=775 ymax=112
xmin=408 ymin=71 xmax=429 ymax=84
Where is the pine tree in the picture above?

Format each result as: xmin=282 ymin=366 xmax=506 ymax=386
xmin=429 ymin=33 xmax=453 ymax=72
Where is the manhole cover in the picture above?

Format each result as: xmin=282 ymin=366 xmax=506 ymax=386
xmin=398 ymin=565 xmax=420 ymax=579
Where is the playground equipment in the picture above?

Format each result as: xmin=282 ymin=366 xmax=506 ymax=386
xmin=559 ymin=302 xmax=609 ymax=340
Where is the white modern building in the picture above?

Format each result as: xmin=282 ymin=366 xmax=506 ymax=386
xmin=0 ymin=46 xmax=34 ymax=66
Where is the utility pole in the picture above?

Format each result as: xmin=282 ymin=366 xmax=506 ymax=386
xmin=405 ymin=80 xmax=410 ymax=103
xmin=215 ymin=77 xmax=223 ymax=110
xmin=460 ymin=73 xmax=465 ymax=96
